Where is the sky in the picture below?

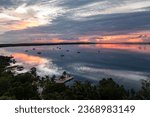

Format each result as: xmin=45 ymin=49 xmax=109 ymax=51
xmin=0 ymin=0 xmax=150 ymax=43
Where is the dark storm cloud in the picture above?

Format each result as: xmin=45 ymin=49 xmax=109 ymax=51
xmin=11 ymin=10 xmax=150 ymax=37
xmin=21 ymin=0 xmax=150 ymax=36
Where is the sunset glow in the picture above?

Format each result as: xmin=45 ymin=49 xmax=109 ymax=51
xmin=0 ymin=0 xmax=150 ymax=43
xmin=32 ymin=32 xmax=150 ymax=44
xmin=12 ymin=53 xmax=47 ymax=65
xmin=9 ymin=20 xmax=42 ymax=30
xmin=79 ymin=44 xmax=150 ymax=54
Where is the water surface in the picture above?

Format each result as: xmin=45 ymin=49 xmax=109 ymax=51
xmin=0 ymin=44 xmax=150 ymax=90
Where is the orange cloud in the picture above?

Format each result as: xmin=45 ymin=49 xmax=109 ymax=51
xmin=33 ymin=38 xmax=67 ymax=43
xmin=33 ymin=37 xmax=93 ymax=43
xmin=31 ymin=31 xmax=150 ymax=44
xmin=9 ymin=20 xmax=41 ymax=30
xmin=101 ymin=35 xmax=143 ymax=43
xmin=78 ymin=31 xmax=150 ymax=53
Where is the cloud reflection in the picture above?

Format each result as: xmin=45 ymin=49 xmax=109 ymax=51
xmin=71 ymin=64 xmax=148 ymax=81
xmin=12 ymin=53 xmax=62 ymax=76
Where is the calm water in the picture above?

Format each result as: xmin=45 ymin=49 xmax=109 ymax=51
xmin=0 ymin=44 xmax=150 ymax=90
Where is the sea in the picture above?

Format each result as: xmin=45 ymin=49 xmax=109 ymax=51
xmin=0 ymin=44 xmax=150 ymax=90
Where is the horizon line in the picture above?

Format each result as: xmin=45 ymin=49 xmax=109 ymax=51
xmin=0 ymin=42 xmax=150 ymax=48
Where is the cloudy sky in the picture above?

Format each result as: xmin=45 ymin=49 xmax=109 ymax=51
xmin=0 ymin=0 xmax=150 ymax=43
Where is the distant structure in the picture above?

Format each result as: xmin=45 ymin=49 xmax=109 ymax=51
xmin=54 ymin=71 xmax=73 ymax=83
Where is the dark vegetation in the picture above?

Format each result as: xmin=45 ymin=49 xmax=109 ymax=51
xmin=0 ymin=55 xmax=150 ymax=100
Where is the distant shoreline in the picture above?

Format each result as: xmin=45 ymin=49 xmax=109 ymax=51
xmin=0 ymin=42 xmax=150 ymax=48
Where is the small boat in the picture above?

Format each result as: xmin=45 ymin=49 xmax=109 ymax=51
xmin=60 ymin=54 xmax=64 ymax=57
xmin=37 ymin=52 xmax=41 ymax=54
